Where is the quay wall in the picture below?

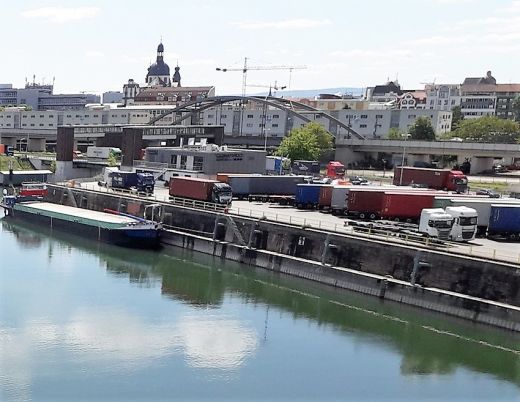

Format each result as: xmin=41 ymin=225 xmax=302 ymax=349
xmin=44 ymin=185 xmax=520 ymax=329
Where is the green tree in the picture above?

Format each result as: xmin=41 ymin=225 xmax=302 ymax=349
xmin=453 ymin=116 xmax=520 ymax=143
xmin=387 ymin=128 xmax=404 ymax=139
xmin=408 ymin=117 xmax=436 ymax=141
xmin=512 ymin=96 xmax=520 ymax=122
xmin=451 ymin=106 xmax=463 ymax=131
xmin=275 ymin=122 xmax=333 ymax=161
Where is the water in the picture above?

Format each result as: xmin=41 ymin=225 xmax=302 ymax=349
xmin=1 ymin=218 xmax=519 ymax=402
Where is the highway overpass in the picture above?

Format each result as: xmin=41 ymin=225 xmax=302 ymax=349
xmin=336 ymin=139 xmax=520 ymax=173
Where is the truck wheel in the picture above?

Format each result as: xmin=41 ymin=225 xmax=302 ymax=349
xmin=369 ymin=213 xmax=377 ymax=220
xmin=394 ymin=217 xmax=400 ymax=222
xmin=297 ymin=203 xmax=303 ymax=209
xmin=359 ymin=213 xmax=366 ymax=220
xmin=509 ymin=233 xmax=519 ymax=241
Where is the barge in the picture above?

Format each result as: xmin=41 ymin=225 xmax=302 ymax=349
xmin=1 ymin=196 xmax=162 ymax=248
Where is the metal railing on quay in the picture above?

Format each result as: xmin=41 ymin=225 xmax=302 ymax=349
xmin=53 ymin=182 xmax=520 ymax=265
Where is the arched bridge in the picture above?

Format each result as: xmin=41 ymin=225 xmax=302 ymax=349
xmin=147 ymin=95 xmax=365 ymax=139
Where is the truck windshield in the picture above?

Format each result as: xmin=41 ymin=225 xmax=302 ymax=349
xmin=459 ymin=216 xmax=477 ymax=226
xmin=430 ymin=220 xmax=453 ymax=228
xmin=454 ymin=177 xmax=468 ymax=185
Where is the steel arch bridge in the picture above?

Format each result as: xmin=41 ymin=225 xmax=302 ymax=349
xmin=147 ymin=95 xmax=365 ymax=139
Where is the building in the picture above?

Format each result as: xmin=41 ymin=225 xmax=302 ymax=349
xmin=0 ymin=82 xmax=100 ymax=111
xmin=425 ymin=71 xmax=520 ymax=120
xmin=102 ymin=91 xmax=124 ymax=104
xmin=143 ymin=144 xmax=266 ymax=178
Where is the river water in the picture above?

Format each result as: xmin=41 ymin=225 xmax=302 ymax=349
xmin=0 ymin=218 xmax=519 ymax=401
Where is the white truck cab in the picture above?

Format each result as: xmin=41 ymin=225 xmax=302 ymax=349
xmin=444 ymin=206 xmax=478 ymax=242
xmin=419 ymin=208 xmax=454 ymax=241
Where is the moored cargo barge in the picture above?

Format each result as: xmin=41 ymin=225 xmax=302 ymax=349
xmin=1 ymin=197 xmax=162 ymax=248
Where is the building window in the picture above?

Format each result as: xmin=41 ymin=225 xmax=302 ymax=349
xmin=273 ymin=114 xmax=279 ymax=119
xmin=207 ymin=114 xmax=214 ymax=119
xmin=361 ymin=114 xmax=368 ymax=119
xmin=246 ymin=123 xmax=253 ymax=127
xmin=247 ymin=114 xmax=253 ymax=118
xmin=376 ymin=114 xmax=383 ymax=118
xmin=221 ymin=114 xmax=227 ymax=118
xmin=360 ymin=124 xmax=367 ymax=128
xmin=272 ymin=123 xmax=279 ymax=127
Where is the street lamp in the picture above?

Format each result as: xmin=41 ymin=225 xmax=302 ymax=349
xmin=399 ymin=133 xmax=411 ymax=186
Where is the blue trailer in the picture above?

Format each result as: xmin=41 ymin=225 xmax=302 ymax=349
xmin=110 ymin=171 xmax=155 ymax=194
xmin=488 ymin=204 xmax=520 ymax=241
xmin=295 ymin=184 xmax=323 ymax=209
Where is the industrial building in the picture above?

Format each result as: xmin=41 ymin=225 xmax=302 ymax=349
xmin=143 ymin=145 xmax=266 ymax=177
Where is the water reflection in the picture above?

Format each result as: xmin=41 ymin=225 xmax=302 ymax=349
xmin=1 ymin=219 xmax=520 ymax=393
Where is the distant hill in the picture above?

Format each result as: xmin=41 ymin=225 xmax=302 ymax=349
xmin=249 ymin=87 xmax=364 ymax=98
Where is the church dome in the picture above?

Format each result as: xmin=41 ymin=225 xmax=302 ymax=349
xmin=147 ymin=61 xmax=170 ymax=77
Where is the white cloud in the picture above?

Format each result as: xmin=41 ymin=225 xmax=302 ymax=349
xmin=21 ymin=6 xmax=99 ymax=23
xmin=231 ymin=18 xmax=331 ymax=30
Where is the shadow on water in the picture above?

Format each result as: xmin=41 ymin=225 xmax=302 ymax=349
xmin=2 ymin=217 xmax=519 ymax=387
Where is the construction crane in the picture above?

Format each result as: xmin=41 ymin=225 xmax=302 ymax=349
xmin=216 ymin=57 xmax=306 ymax=96
xmin=247 ymin=81 xmax=287 ymax=96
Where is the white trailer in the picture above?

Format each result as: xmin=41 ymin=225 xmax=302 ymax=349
xmin=87 ymin=146 xmax=121 ymax=159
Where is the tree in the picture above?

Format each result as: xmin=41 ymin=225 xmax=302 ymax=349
xmin=275 ymin=122 xmax=332 ymax=161
xmin=512 ymin=96 xmax=520 ymax=123
xmin=451 ymin=106 xmax=463 ymax=130
xmin=408 ymin=117 xmax=436 ymax=141
xmin=387 ymin=128 xmax=404 ymax=139
xmin=453 ymin=116 xmax=520 ymax=143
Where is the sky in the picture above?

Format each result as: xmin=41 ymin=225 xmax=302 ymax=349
xmin=1 ymin=0 xmax=519 ymax=96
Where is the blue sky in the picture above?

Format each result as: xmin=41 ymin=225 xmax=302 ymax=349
xmin=1 ymin=0 xmax=519 ymax=95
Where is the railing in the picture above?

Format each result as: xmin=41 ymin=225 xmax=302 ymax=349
xmin=53 ymin=182 xmax=520 ymax=265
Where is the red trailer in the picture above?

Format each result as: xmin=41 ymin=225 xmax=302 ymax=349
xmin=169 ymin=177 xmax=233 ymax=204
xmin=318 ymin=185 xmax=334 ymax=210
xmin=381 ymin=192 xmax=436 ymax=222
xmin=393 ymin=167 xmax=467 ymax=192
xmin=347 ymin=189 xmax=387 ymax=219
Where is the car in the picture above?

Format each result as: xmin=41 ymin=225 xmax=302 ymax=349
xmin=349 ymin=176 xmax=369 ymax=185
xmin=475 ymin=189 xmax=501 ymax=198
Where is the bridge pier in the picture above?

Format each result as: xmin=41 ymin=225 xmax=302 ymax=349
xmin=457 ymin=154 xmax=494 ymax=174
xmin=28 ymin=138 xmax=46 ymax=152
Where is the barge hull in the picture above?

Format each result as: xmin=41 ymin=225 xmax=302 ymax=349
xmin=6 ymin=208 xmax=161 ymax=248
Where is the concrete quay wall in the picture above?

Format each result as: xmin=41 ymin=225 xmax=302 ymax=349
xmin=162 ymin=229 xmax=520 ymax=332
xmin=45 ymin=184 xmax=520 ymax=329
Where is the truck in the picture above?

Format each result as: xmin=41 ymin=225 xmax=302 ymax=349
xmin=109 ymin=171 xmax=155 ymax=194
xmin=444 ymin=206 xmax=478 ymax=241
xmin=393 ymin=167 xmax=468 ymax=192
xmin=326 ymin=161 xmax=345 ymax=179
xmin=418 ymin=206 xmax=477 ymax=242
xmin=86 ymin=146 xmax=122 ymax=160
xmin=169 ymin=177 xmax=232 ymax=204
xmin=447 ymin=198 xmax=520 ymax=235
xmin=0 ymin=144 xmax=14 ymax=156
xmin=487 ymin=204 xmax=520 ymax=241
xmin=419 ymin=209 xmax=454 ymax=241
xmin=330 ymin=186 xmax=351 ymax=215
xmin=265 ymin=156 xmax=287 ymax=175
xmin=291 ymin=160 xmax=320 ymax=176
xmin=347 ymin=189 xmax=387 ymax=220
xmin=295 ymin=184 xmax=323 ymax=209
xmin=380 ymin=192 xmax=436 ymax=222
xmin=219 ymin=174 xmax=308 ymax=201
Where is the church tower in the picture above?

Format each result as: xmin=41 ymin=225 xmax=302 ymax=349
xmin=145 ymin=42 xmax=171 ymax=87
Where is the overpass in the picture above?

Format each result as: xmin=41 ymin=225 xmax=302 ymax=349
xmin=336 ymin=139 xmax=520 ymax=173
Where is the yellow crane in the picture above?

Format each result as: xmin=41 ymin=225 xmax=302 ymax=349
xmin=216 ymin=57 xmax=306 ymax=96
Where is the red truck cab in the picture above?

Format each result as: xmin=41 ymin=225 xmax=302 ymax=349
xmin=326 ymin=161 xmax=345 ymax=179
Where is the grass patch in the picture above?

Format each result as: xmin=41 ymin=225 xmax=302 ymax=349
xmin=0 ymin=155 xmax=34 ymax=171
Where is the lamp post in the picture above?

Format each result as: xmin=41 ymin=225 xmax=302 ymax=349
xmin=399 ymin=133 xmax=411 ymax=186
